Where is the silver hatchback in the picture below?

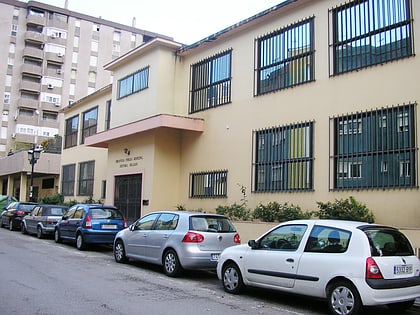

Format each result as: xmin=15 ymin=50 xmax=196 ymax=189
xmin=113 ymin=211 xmax=240 ymax=276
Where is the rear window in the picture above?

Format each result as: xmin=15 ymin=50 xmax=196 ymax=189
xmin=46 ymin=207 xmax=67 ymax=216
xmin=363 ymin=228 xmax=414 ymax=257
xmin=90 ymin=208 xmax=123 ymax=220
xmin=190 ymin=216 xmax=236 ymax=233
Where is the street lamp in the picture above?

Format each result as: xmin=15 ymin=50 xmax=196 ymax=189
xmin=28 ymin=145 xmax=42 ymax=202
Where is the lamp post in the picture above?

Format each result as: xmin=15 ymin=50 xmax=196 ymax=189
xmin=28 ymin=145 xmax=42 ymax=202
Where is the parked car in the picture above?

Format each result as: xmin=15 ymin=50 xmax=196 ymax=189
xmin=217 ymin=219 xmax=420 ymax=315
xmin=21 ymin=204 xmax=69 ymax=238
xmin=0 ymin=195 xmax=18 ymax=215
xmin=113 ymin=211 xmax=241 ymax=277
xmin=0 ymin=202 xmax=38 ymax=231
xmin=54 ymin=204 xmax=126 ymax=250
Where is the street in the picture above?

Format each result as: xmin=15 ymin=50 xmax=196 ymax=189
xmin=0 ymin=227 xmax=418 ymax=315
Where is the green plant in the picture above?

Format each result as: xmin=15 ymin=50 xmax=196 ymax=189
xmin=216 ymin=203 xmax=251 ymax=221
xmin=39 ymin=193 xmax=64 ymax=205
xmin=253 ymin=201 xmax=311 ymax=222
xmin=315 ymin=196 xmax=374 ymax=223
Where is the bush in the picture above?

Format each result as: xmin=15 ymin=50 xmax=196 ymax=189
xmin=39 ymin=193 xmax=64 ymax=205
xmin=216 ymin=203 xmax=251 ymax=221
xmin=253 ymin=201 xmax=311 ymax=222
xmin=315 ymin=196 xmax=374 ymax=223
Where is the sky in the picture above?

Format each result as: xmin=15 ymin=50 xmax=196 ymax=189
xmin=25 ymin=0 xmax=286 ymax=44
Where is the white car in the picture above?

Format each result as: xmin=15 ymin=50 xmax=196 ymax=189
xmin=217 ymin=219 xmax=420 ymax=315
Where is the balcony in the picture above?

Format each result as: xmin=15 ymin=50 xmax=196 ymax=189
xmin=42 ymin=85 xmax=62 ymax=94
xmin=41 ymin=101 xmax=61 ymax=111
xmin=25 ymin=31 xmax=46 ymax=44
xmin=45 ymin=52 xmax=64 ymax=64
xmin=20 ymin=81 xmax=40 ymax=94
xmin=21 ymin=64 xmax=42 ymax=77
xmin=45 ymin=68 xmax=63 ymax=78
xmin=18 ymin=98 xmax=39 ymax=109
xmin=48 ymin=35 xmax=66 ymax=46
xmin=48 ymin=19 xmax=68 ymax=30
xmin=14 ymin=114 xmax=38 ymax=125
xmin=27 ymin=14 xmax=46 ymax=26
xmin=23 ymin=47 xmax=43 ymax=60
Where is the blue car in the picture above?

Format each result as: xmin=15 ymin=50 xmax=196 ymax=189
xmin=54 ymin=204 xmax=126 ymax=250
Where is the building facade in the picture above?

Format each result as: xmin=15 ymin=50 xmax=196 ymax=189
xmin=0 ymin=0 xmax=170 ymax=200
xmin=62 ymin=0 xmax=420 ymax=246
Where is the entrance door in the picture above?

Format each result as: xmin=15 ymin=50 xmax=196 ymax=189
xmin=114 ymin=174 xmax=142 ymax=223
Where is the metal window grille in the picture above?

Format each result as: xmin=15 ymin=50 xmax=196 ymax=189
xmin=190 ymin=170 xmax=228 ymax=198
xmin=255 ymin=17 xmax=314 ymax=95
xmin=252 ymin=121 xmax=314 ymax=192
xmin=329 ymin=0 xmax=414 ymax=75
xmin=190 ymin=50 xmax=232 ymax=113
xmin=330 ymin=103 xmax=418 ymax=190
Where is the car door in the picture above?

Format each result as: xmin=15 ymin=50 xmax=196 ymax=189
xmin=146 ymin=213 xmax=178 ymax=262
xmin=125 ymin=213 xmax=160 ymax=260
xmin=66 ymin=207 xmax=84 ymax=240
xmin=58 ymin=208 xmax=76 ymax=238
xmin=243 ymin=224 xmax=308 ymax=289
xmin=26 ymin=206 xmax=40 ymax=233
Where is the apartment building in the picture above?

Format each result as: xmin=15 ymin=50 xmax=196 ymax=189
xmin=0 ymin=0 xmax=171 ymax=200
xmin=62 ymin=0 xmax=420 ymax=245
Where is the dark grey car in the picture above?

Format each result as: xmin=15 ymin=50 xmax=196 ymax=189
xmin=22 ymin=204 xmax=68 ymax=238
xmin=0 ymin=202 xmax=38 ymax=231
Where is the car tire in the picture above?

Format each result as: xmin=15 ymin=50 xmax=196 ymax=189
xmin=21 ymin=223 xmax=27 ymax=234
xmin=222 ymin=263 xmax=244 ymax=294
xmin=54 ymin=229 xmax=62 ymax=243
xmin=76 ymin=233 xmax=86 ymax=250
xmin=163 ymin=249 xmax=182 ymax=277
xmin=114 ymin=240 xmax=128 ymax=263
xmin=9 ymin=219 xmax=14 ymax=231
xmin=37 ymin=226 xmax=44 ymax=239
xmin=387 ymin=300 xmax=415 ymax=311
xmin=327 ymin=281 xmax=362 ymax=315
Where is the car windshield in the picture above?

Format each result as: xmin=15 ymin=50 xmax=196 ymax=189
xmin=91 ymin=208 xmax=123 ymax=220
xmin=19 ymin=204 xmax=36 ymax=211
xmin=190 ymin=216 xmax=236 ymax=233
xmin=363 ymin=227 xmax=414 ymax=257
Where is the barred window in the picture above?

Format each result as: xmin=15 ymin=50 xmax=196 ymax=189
xmin=330 ymin=103 xmax=417 ymax=190
xmin=78 ymin=161 xmax=95 ymax=196
xmin=118 ymin=66 xmax=149 ymax=99
xmin=81 ymin=107 xmax=98 ymax=144
xmin=330 ymin=0 xmax=413 ymax=75
xmin=190 ymin=170 xmax=227 ymax=198
xmin=256 ymin=17 xmax=314 ymax=95
xmin=253 ymin=122 xmax=314 ymax=192
xmin=190 ymin=50 xmax=231 ymax=113
xmin=61 ymin=164 xmax=75 ymax=196
xmin=64 ymin=115 xmax=78 ymax=149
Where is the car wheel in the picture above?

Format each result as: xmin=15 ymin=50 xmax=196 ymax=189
xmin=163 ymin=249 xmax=182 ymax=277
xmin=76 ymin=233 xmax=86 ymax=250
xmin=9 ymin=219 xmax=14 ymax=231
xmin=114 ymin=240 xmax=128 ymax=263
xmin=387 ymin=300 xmax=415 ymax=311
xmin=327 ymin=281 xmax=362 ymax=315
xmin=54 ymin=229 xmax=62 ymax=243
xmin=37 ymin=226 xmax=44 ymax=239
xmin=21 ymin=223 xmax=27 ymax=234
xmin=222 ymin=263 xmax=244 ymax=294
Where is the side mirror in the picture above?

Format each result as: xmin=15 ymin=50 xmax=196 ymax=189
xmin=129 ymin=224 xmax=135 ymax=231
xmin=248 ymin=240 xmax=258 ymax=249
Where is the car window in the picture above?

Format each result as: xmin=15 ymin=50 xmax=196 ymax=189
xmin=304 ymin=226 xmax=351 ymax=253
xmin=91 ymin=208 xmax=123 ymax=220
xmin=363 ymin=227 xmax=414 ymax=257
xmin=20 ymin=204 xmax=36 ymax=211
xmin=259 ymin=224 xmax=307 ymax=250
xmin=47 ymin=207 xmax=67 ymax=216
xmin=134 ymin=213 xmax=159 ymax=230
xmin=32 ymin=207 xmax=40 ymax=216
xmin=64 ymin=208 xmax=76 ymax=218
xmin=190 ymin=216 xmax=236 ymax=233
xmin=154 ymin=214 xmax=178 ymax=230
xmin=73 ymin=209 xmax=84 ymax=219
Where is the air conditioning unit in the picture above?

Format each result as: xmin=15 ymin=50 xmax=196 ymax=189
xmin=54 ymin=102 xmax=61 ymax=107
xmin=51 ymin=34 xmax=57 ymax=38
xmin=47 ymin=84 xmax=53 ymax=89
xmin=14 ymin=110 xmax=18 ymax=121
xmin=56 ymin=69 xmax=62 ymax=74
xmin=11 ymin=133 xmax=16 ymax=139
xmin=57 ymin=52 xmax=64 ymax=57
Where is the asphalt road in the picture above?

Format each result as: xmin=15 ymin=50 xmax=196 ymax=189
xmin=0 ymin=227 xmax=418 ymax=315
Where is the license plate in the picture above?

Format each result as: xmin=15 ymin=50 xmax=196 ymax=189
xmin=211 ymin=253 xmax=220 ymax=261
xmin=394 ymin=264 xmax=413 ymax=275
xmin=102 ymin=224 xmax=117 ymax=229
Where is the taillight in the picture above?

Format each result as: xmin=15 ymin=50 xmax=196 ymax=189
xmin=234 ymin=233 xmax=241 ymax=244
xmin=182 ymin=231 xmax=204 ymax=243
xmin=16 ymin=210 xmax=25 ymax=215
xmin=85 ymin=215 xmax=92 ymax=229
xmin=366 ymin=257 xmax=383 ymax=279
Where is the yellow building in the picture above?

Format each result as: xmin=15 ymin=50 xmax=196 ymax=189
xmin=61 ymin=0 xmax=420 ymax=248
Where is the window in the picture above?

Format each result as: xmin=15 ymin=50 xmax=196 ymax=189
xmin=331 ymin=104 xmax=417 ymax=189
xmin=61 ymin=164 xmax=75 ymax=196
xmin=253 ymin=122 xmax=314 ymax=192
xmin=64 ymin=115 xmax=78 ymax=148
xmin=78 ymin=161 xmax=94 ymax=196
xmin=11 ymin=24 xmax=18 ymax=36
xmin=190 ymin=50 xmax=231 ymax=113
xmin=190 ymin=170 xmax=227 ymax=198
xmin=81 ymin=107 xmax=98 ymax=144
xmin=105 ymin=100 xmax=111 ymax=130
xmin=256 ymin=18 xmax=314 ymax=95
xmin=259 ymin=224 xmax=307 ymax=250
xmin=330 ymin=0 xmax=413 ymax=75
xmin=42 ymin=111 xmax=58 ymax=121
xmin=42 ymin=178 xmax=54 ymax=189
xmin=4 ymin=93 xmax=10 ymax=104
xmin=118 ymin=66 xmax=149 ymax=99
xmin=305 ymin=226 xmax=351 ymax=253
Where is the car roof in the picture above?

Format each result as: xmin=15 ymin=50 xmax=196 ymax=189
xmin=280 ymin=219 xmax=382 ymax=230
xmin=147 ymin=210 xmax=228 ymax=217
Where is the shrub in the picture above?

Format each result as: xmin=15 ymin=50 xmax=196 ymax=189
xmin=216 ymin=203 xmax=251 ymax=221
xmin=253 ymin=201 xmax=311 ymax=222
xmin=315 ymin=196 xmax=374 ymax=223
xmin=39 ymin=193 xmax=64 ymax=205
